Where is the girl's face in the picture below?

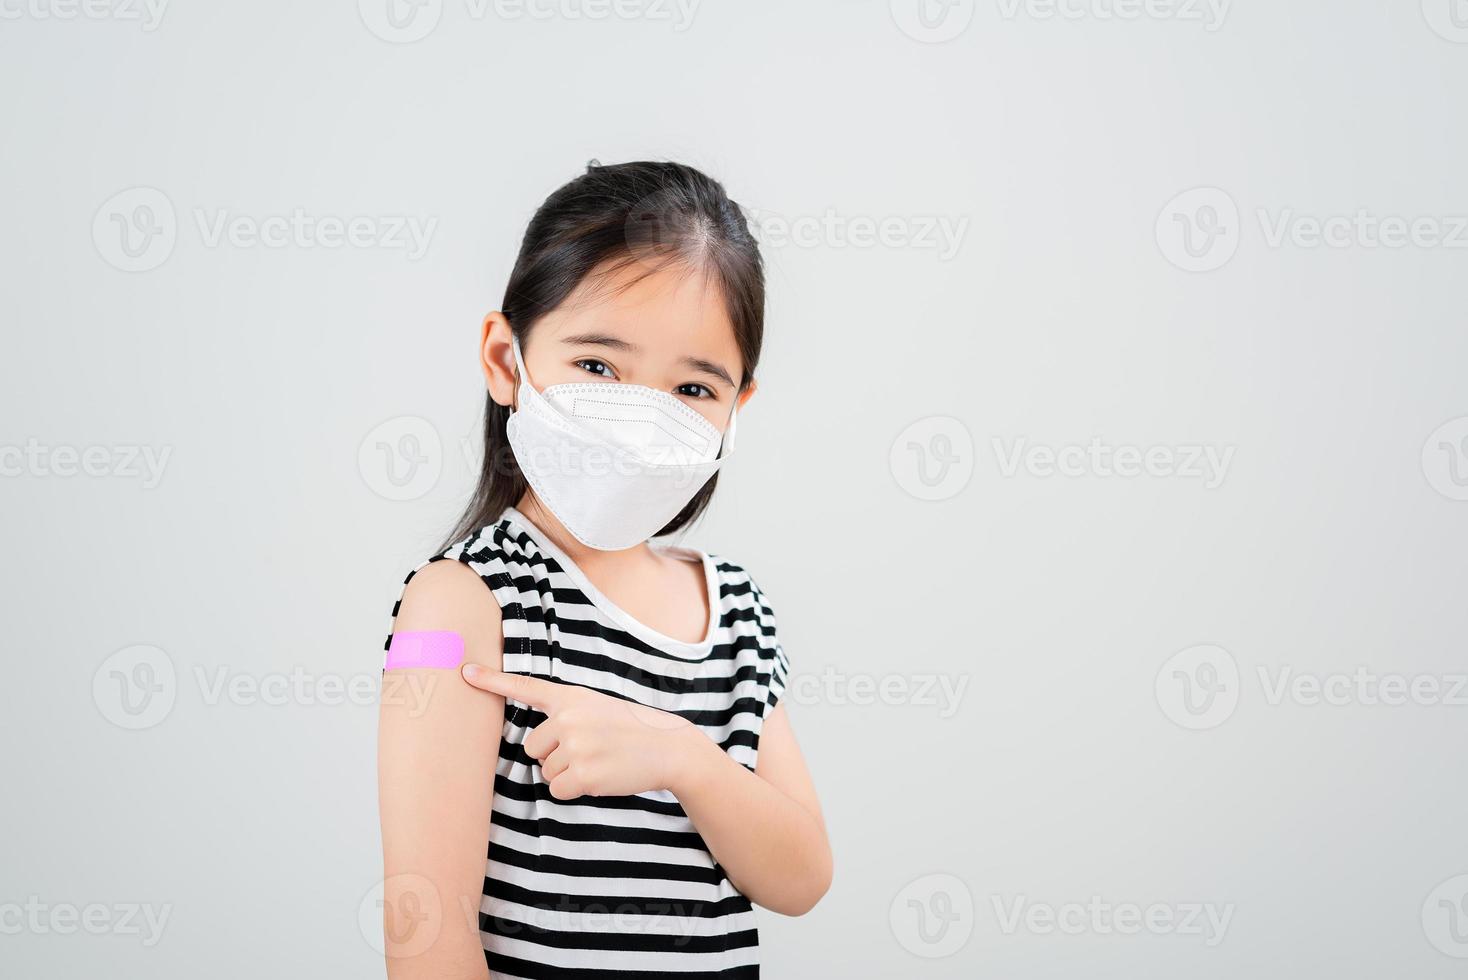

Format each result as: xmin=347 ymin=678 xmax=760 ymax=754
xmin=483 ymin=260 xmax=755 ymax=431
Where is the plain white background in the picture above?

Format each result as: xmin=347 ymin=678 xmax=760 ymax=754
xmin=3 ymin=0 xmax=1468 ymax=976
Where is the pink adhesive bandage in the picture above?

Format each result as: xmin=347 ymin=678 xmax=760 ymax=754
xmin=384 ymin=631 xmax=464 ymax=670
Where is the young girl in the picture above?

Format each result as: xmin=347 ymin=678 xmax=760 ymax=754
xmin=378 ymin=161 xmax=831 ymax=979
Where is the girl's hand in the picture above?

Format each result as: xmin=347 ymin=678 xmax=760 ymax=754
xmin=460 ymin=664 xmax=705 ymax=800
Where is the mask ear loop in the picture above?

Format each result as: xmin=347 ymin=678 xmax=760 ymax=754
xmin=719 ymin=389 xmax=740 ymax=458
xmin=509 ymin=334 xmax=530 ymax=414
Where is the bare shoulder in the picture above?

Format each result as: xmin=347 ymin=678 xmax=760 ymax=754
xmin=392 ymin=559 xmax=502 ymax=669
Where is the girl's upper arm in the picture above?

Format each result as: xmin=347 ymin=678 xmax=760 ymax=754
xmin=755 ymin=703 xmax=826 ymax=831
xmin=378 ymin=560 xmax=503 ymax=978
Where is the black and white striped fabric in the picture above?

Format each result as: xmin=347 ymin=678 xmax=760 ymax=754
xmin=388 ymin=507 xmax=790 ymax=978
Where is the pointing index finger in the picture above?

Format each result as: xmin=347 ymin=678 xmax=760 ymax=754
xmin=461 ymin=664 xmax=564 ymax=710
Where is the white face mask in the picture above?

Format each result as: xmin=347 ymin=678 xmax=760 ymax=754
xmin=505 ymin=335 xmax=738 ymax=551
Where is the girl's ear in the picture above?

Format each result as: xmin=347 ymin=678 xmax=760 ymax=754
xmin=736 ymin=378 xmax=758 ymax=411
xmin=481 ymin=313 xmax=517 ymax=408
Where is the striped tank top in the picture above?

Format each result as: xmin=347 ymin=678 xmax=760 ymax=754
xmin=389 ymin=506 xmax=790 ymax=978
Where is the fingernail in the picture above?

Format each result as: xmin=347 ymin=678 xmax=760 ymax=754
xmin=462 ymin=664 xmax=481 ymax=680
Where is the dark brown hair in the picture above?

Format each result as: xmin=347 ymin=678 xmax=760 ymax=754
xmin=443 ymin=160 xmax=765 ymax=549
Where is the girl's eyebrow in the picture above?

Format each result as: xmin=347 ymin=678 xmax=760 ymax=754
xmin=560 ymin=331 xmax=638 ymax=351
xmin=683 ymin=356 xmax=735 ymax=389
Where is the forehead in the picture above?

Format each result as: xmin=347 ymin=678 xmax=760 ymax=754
xmin=546 ymin=259 xmax=742 ymax=368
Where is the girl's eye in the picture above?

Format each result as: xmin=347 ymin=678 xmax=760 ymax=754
xmin=675 ymin=383 xmax=715 ymax=400
xmin=575 ymin=359 xmax=615 ymax=379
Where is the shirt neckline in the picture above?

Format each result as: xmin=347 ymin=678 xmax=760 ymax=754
xmin=500 ymin=507 xmax=720 ymax=660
